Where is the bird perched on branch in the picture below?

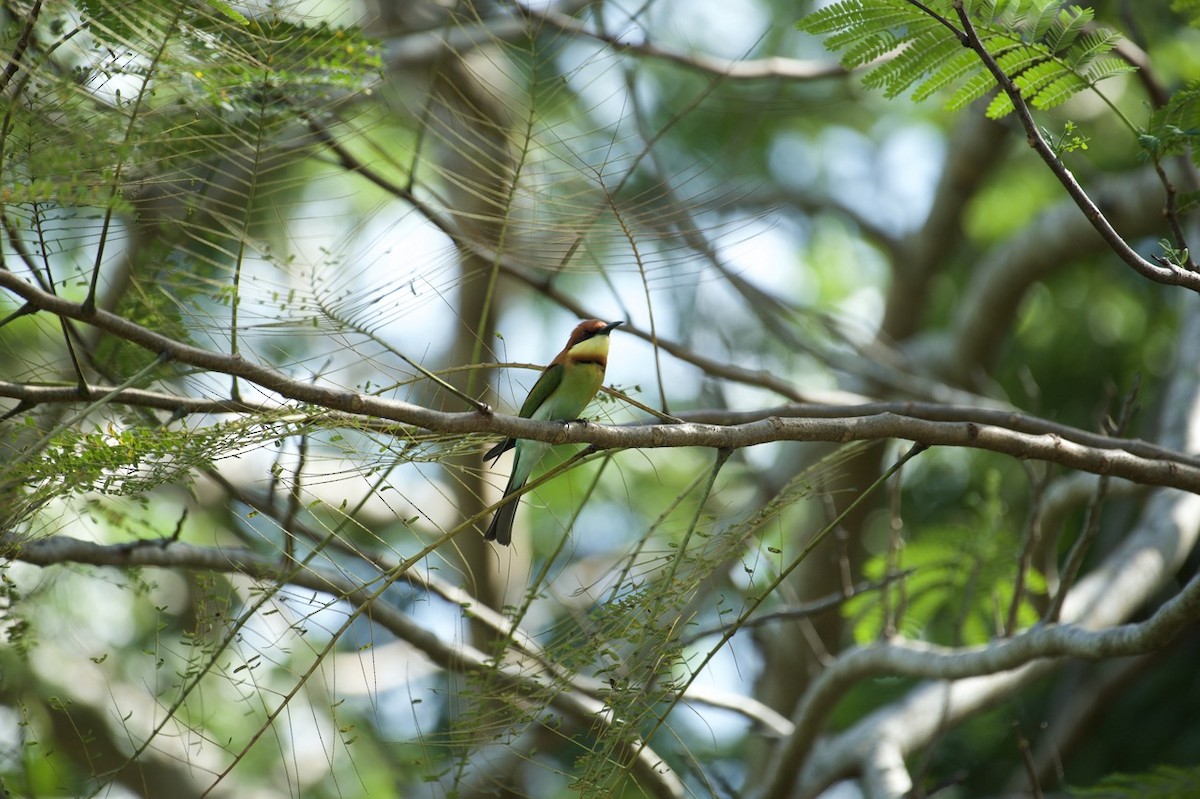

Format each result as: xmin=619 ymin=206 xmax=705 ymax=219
xmin=483 ymin=319 xmax=624 ymax=545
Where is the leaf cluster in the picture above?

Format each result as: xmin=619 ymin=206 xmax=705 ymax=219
xmin=1072 ymin=764 xmax=1200 ymax=799
xmin=797 ymin=0 xmax=1136 ymax=119
xmin=1 ymin=1 xmax=380 ymax=222
xmin=1141 ymin=86 xmax=1200 ymax=187
xmin=4 ymin=413 xmax=315 ymax=532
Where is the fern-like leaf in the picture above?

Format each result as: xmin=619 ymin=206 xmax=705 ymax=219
xmin=1043 ymin=6 xmax=1093 ymax=53
xmin=798 ymin=0 xmax=1136 ymax=118
xmin=1071 ymin=763 xmax=1200 ymax=798
xmin=1029 ymin=1 xmax=1064 ymax=39
xmin=1031 ymin=72 xmax=1090 ymax=111
xmin=911 ymin=48 xmax=980 ymax=102
xmin=1141 ymin=84 xmax=1200 ymax=164
xmin=987 ymin=59 xmax=1063 ymax=117
xmin=1070 ymin=29 xmax=1122 ymax=67
xmin=865 ymin=30 xmax=962 ymax=98
xmin=946 ymin=69 xmax=1001 ymax=112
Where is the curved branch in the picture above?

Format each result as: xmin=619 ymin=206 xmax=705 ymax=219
xmin=759 ymin=565 xmax=1200 ymax=799
xmin=516 ymin=1 xmax=848 ymax=81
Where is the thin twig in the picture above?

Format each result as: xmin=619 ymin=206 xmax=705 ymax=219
xmin=679 ymin=570 xmax=916 ymax=647
xmin=1046 ymin=380 xmax=1141 ymax=622
xmin=1014 ymin=721 xmax=1045 ymax=799
xmin=0 ymin=0 xmax=44 ymax=95
xmin=1006 ymin=463 xmax=1049 ymax=636
xmin=283 ymin=432 xmax=309 ymax=563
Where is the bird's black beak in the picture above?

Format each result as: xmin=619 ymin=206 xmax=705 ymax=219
xmin=601 ymin=320 xmax=625 ymax=335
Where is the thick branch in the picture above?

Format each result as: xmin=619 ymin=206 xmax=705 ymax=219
xmin=759 ymin=566 xmax=1200 ymax=799
xmin=4 ymin=270 xmax=1200 ymax=493
xmin=6 ymin=381 xmax=1194 ymax=474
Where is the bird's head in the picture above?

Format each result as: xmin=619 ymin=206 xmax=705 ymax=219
xmin=563 ymin=319 xmax=623 ymax=362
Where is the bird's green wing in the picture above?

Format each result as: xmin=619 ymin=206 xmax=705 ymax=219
xmin=519 ymin=362 xmax=564 ymax=419
xmin=484 ymin=362 xmax=565 ymax=461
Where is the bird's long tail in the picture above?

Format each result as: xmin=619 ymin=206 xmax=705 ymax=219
xmin=484 ymin=494 xmax=520 ymax=545
xmin=484 ymin=441 xmax=544 ymax=545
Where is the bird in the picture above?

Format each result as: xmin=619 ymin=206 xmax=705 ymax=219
xmin=483 ymin=319 xmax=624 ymax=545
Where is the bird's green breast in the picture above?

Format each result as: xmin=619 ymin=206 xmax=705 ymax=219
xmin=538 ymin=360 xmax=604 ymax=420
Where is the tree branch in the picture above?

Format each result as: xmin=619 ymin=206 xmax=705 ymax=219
xmin=515 ymin=1 xmax=848 ymax=82
xmin=0 ymin=0 xmax=44 ymax=95
xmin=4 ymin=269 xmax=1200 ymax=494
xmin=10 ymin=379 xmax=1198 ymax=473
xmin=760 ymin=566 xmax=1200 ymax=799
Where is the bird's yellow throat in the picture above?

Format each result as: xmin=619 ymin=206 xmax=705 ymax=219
xmin=566 ymin=333 xmax=611 ymax=362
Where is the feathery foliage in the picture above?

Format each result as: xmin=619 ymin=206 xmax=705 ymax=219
xmin=1141 ymin=85 xmax=1200 ymax=176
xmin=1072 ymin=764 xmax=1200 ymax=799
xmin=0 ymin=3 xmax=381 ymax=520
xmin=797 ymin=0 xmax=1136 ymax=118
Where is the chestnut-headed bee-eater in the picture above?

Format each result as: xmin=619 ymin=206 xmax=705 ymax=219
xmin=483 ymin=319 xmax=624 ymax=545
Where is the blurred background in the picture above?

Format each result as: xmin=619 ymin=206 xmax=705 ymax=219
xmin=2 ymin=1 xmax=1199 ymax=797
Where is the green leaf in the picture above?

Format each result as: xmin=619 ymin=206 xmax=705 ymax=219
xmin=1071 ymin=763 xmax=1200 ymax=798
xmin=1044 ymin=6 xmax=1094 ymax=53
xmin=946 ymin=70 xmax=999 ymax=112
xmin=1030 ymin=1 xmax=1063 ymax=39
xmin=912 ymin=48 xmax=980 ymax=102
xmin=204 ymin=0 xmax=250 ymax=25
xmin=1031 ymin=72 xmax=1088 ymax=110
xmin=797 ymin=0 xmax=1135 ymax=117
